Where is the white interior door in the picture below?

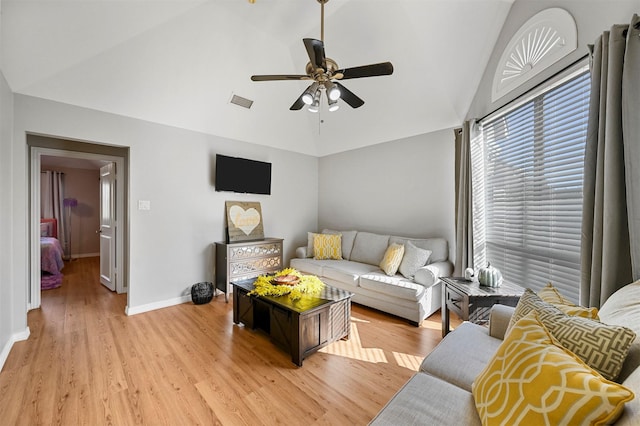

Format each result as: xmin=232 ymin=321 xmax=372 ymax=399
xmin=100 ymin=163 xmax=117 ymax=291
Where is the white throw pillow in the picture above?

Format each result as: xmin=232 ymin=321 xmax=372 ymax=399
xmin=399 ymin=241 xmax=432 ymax=279
xmin=306 ymin=232 xmax=319 ymax=258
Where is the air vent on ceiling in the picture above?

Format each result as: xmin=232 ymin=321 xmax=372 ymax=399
xmin=230 ymin=94 xmax=254 ymax=109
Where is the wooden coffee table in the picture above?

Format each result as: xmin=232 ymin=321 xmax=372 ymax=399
xmin=441 ymin=277 xmax=524 ymax=337
xmin=232 ymin=278 xmax=353 ymax=366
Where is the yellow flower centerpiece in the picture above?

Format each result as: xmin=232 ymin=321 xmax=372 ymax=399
xmin=249 ymin=268 xmax=324 ymax=300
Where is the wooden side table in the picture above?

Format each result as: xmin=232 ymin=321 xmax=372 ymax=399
xmin=441 ymin=277 xmax=524 ymax=337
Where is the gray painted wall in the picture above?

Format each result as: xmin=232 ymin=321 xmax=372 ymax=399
xmin=0 ymin=69 xmax=18 ymax=365
xmin=467 ymin=0 xmax=639 ymax=120
xmin=10 ymin=94 xmax=319 ymax=315
xmin=318 ymin=128 xmax=456 ymax=261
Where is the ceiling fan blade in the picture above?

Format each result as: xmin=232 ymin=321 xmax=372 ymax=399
xmin=303 ymin=38 xmax=327 ymax=71
xmin=289 ymin=93 xmax=306 ymax=110
xmin=251 ymin=74 xmax=311 ymax=81
xmin=335 ymin=82 xmax=364 ymax=108
xmin=336 ymin=62 xmax=394 ymax=80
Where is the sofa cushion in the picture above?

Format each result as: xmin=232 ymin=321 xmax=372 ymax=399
xmin=509 ymin=289 xmax=635 ymax=381
xmin=306 ymin=232 xmax=318 ymax=258
xmin=473 ymin=312 xmax=633 ymax=426
xmin=322 ymin=261 xmax=380 ymax=288
xmin=289 ymin=258 xmax=326 ymax=277
xmin=379 ymin=243 xmax=405 ymax=276
xmin=369 ymin=373 xmax=481 ymax=426
xmin=398 ymin=241 xmax=431 ymax=279
xmin=322 ymin=229 xmax=357 ymax=260
xmin=359 ymin=272 xmax=426 ymax=302
xmin=390 ymin=236 xmax=449 ymax=263
xmin=420 ymin=322 xmax=502 ymax=392
xmin=349 ymin=232 xmax=390 ymax=266
xmin=313 ymin=233 xmax=343 ymax=260
xmin=538 ymin=282 xmax=599 ymax=319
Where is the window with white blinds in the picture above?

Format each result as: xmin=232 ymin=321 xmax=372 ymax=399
xmin=472 ymin=69 xmax=590 ymax=303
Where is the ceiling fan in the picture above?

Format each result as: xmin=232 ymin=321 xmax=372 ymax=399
xmin=250 ymin=0 xmax=394 ymax=112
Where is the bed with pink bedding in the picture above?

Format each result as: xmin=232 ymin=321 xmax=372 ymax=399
xmin=40 ymin=218 xmax=64 ymax=289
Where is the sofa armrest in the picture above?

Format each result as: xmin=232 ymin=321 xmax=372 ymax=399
xmin=295 ymin=246 xmax=308 ymax=259
xmin=489 ymin=304 xmax=515 ymax=340
xmin=414 ymin=261 xmax=453 ymax=288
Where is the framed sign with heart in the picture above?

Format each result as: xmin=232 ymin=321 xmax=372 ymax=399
xmin=225 ymin=201 xmax=265 ymax=242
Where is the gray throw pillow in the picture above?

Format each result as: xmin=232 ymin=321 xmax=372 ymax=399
xmin=399 ymin=241 xmax=431 ymax=279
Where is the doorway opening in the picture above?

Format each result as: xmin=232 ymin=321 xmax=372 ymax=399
xmin=28 ymin=134 xmax=129 ymax=312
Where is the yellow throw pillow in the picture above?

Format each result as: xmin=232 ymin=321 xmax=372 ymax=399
xmin=538 ymin=282 xmax=599 ymax=319
xmin=379 ymin=243 xmax=405 ymax=276
xmin=472 ymin=312 xmax=634 ymax=426
xmin=313 ymin=233 xmax=342 ymax=260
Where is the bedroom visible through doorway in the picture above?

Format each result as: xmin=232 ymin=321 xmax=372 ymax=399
xmin=28 ymin=136 xmax=129 ymax=312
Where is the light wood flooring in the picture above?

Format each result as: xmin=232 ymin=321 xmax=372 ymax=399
xmin=0 ymin=257 xmax=459 ymax=425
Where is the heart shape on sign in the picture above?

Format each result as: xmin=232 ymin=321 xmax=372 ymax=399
xmin=229 ymin=205 xmax=261 ymax=235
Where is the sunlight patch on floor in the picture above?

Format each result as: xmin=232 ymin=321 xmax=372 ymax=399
xmin=392 ymin=351 xmax=423 ymax=371
xmin=420 ymin=320 xmax=442 ymax=331
xmin=320 ymin=318 xmax=427 ymax=371
xmin=319 ymin=322 xmax=387 ymax=363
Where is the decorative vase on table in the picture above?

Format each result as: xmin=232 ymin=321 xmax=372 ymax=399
xmin=478 ymin=263 xmax=503 ymax=287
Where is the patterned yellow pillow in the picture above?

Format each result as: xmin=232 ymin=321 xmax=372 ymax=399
xmin=538 ymin=283 xmax=599 ymax=319
xmin=379 ymin=243 xmax=405 ymax=276
xmin=473 ymin=312 xmax=634 ymax=426
xmin=313 ymin=233 xmax=342 ymax=260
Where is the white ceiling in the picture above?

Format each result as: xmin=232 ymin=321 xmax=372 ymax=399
xmin=1 ymin=0 xmax=514 ymax=156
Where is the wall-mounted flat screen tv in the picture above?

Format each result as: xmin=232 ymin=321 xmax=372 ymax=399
xmin=215 ymin=154 xmax=272 ymax=195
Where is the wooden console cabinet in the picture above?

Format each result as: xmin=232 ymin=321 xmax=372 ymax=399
xmin=215 ymin=238 xmax=283 ymax=302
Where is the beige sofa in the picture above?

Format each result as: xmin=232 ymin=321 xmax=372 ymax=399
xmin=370 ymin=281 xmax=640 ymax=425
xmin=290 ymin=230 xmax=453 ymax=325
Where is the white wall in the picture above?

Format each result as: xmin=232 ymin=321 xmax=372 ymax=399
xmin=467 ymin=0 xmax=640 ymax=120
xmin=12 ymin=94 xmax=318 ymax=314
xmin=0 ymin=69 xmax=22 ymax=368
xmin=318 ymin=128 xmax=456 ymax=260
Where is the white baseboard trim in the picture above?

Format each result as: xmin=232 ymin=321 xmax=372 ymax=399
xmin=125 ymin=295 xmax=192 ymax=316
xmin=0 ymin=327 xmax=31 ymax=372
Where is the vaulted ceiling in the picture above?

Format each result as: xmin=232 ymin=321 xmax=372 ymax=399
xmin=0 ymin=0 xmax=514 ymax=156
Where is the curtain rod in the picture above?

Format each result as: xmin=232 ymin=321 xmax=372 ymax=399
xmin=478 ymin=53 xmax=589 ymax=123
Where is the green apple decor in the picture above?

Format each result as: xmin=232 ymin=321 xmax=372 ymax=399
xmin=478 ymin=263 xmax=503 ymax=288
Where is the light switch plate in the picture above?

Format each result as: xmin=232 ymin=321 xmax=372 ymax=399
xmin=138 ymin=200 xmax=151 ymax=211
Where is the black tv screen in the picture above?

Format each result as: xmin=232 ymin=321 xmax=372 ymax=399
xmin=215 ymin=154 xmax=272 ymax=195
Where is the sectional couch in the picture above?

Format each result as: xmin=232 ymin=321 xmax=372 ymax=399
xmin=370 ymin=281 xmax=640 ymax=425
xmin=290 ymin=229 xmax=453 ymax=325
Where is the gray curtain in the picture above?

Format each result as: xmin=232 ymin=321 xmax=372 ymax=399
xmin=581 ymin=14 xmax=640 ymax=308
xmin=454 ymin=121 xmax=474 ymax=276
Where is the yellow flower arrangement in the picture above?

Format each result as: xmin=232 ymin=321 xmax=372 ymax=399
xmin=249 ymin=268 xmax=325 ymax=300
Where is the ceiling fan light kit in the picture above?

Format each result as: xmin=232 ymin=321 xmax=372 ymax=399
xmin=302 ymin=82 xmax=320 ymax=105
xmin=327 ymin=97 xmax=339 ymax=112
xmin=250 ymin=0 xmax=393 ymax=112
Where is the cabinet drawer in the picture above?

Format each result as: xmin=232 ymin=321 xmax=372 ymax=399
xmin=229 ymin=242 xmax=282 ymax=261
xmin=229 ymin=256 xmax=282 ymax=279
